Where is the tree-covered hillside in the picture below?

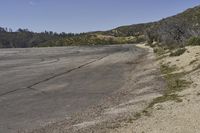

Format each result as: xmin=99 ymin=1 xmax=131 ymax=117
xmin=0 ymin=27 xmax=143 ymax=48
xmin=100 ymin=23 xmax=153 ymax=37
xmin=103 ymin=5 xmax=200 ymax=47
xmin=146 ymin=5 xmax=200 ymax=46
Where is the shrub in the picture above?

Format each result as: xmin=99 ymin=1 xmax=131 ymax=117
xmin=169 ymin=48 xmax=186 ymax=56
xmin=187 ymin=36 xmax=200 ymax=46
xmin=153 ymin=47 xmax=166 ymax=55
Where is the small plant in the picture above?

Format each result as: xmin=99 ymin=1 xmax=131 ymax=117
xmin=142 ymin=109 xmax=151 ymax=116
xmin=160 ymin=64 xmax=177 ymax=74
xmin=133 ymin=112 xmax=141 ymax=120
xmin=148 ymin=94 xmax=182 ymax=108
xmin=169 ymin=48 xmax=186 ymax=57
xmin=153 ymin=47 xmax=166 ymax=56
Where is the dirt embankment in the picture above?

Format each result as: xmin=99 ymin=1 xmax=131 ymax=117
xmin=112 ymin=45 xmax=200 ymax=133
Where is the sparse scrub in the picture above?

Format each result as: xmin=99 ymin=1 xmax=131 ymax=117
xmin=160 ymin=64 xmax=190 ymax=94
xmin=187 ymin=36 xmax=200 ymax=46
xmin=154 ymin=47 xmax=170 ymax=61
xmin=147 ymin=63 xmax=191 ymax=109
xmin=164 ymin=73 xmax=191 ymax=94
xmin=169 ymin=48 xmax=186 ymax=57
xmin=148 ymin=94 xmax=182 ymax=108
xmin=160 ymin=64 xmax=177 ymax=74
xmin=189 ymin=59 xmax=198 ymax=65
xmin=153 ymin=47 xmax=166 ymax=56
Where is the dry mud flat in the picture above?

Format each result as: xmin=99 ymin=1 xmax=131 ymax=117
xmin=0 ymin=44 xmax=165 ymax=133
xmin=29 ymin=44 xmax=166 ymax=133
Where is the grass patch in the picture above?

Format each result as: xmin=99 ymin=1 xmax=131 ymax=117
xmin=153 ymin=46 xmax=171 ymax=61
xmin=164 ymin=73 xmax=191 ymax=94
xmin=148 ymin=94 xmax=182 ymax=108
xmin=147 ymin=63 xmax=191 ymax=109
xmin=160 ymin=64 xmax=177 ymax=74
xmin=153 ymin=47 xmax=167 ymax=56
xmin=169 ymin=48 xmax=186 ymax=57
xmin=127 ymin=47 xmax=192 ymax=121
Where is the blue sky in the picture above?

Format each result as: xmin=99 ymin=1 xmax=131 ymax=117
xmin=0 ymin=0 xmax=200 ymax=33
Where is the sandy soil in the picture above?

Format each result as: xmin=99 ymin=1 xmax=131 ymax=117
xmin=111 ymin=45 xmax=200 ymax=133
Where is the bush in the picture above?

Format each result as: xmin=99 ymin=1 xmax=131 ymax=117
xmin=187 ymin=36 xmax=200 ymax=46
xmin=153 ymin=47 xmax=166 ymax=55
xmin=169 ymin=48 xmax=186 ymax=56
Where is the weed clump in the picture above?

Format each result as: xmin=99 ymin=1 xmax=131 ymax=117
xmin=147 ymin=63 xmax=191 ymax=109
xmin=169 ymin=48 xmax=186 ymax=56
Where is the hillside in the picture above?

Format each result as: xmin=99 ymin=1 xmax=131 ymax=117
xmin=103 ymin=5 xmax=200 ymax=46
xmin=0 ymin=5 xmax=200 ymax=48
xmin=146 ymin=5 xmax=200 ymax=46
xmin=100 ymin=23 xmax=153 ymax=37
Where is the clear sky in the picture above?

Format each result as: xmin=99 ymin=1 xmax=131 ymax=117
xmin=0 ymin=0 xmax=200 ymax=33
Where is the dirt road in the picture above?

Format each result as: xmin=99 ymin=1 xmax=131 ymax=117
xmin=0 ymin=44 xmax=147 ymax=133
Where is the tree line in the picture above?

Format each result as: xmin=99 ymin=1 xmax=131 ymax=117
xmin=0 ymin=27 xmax=143 ymax=48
